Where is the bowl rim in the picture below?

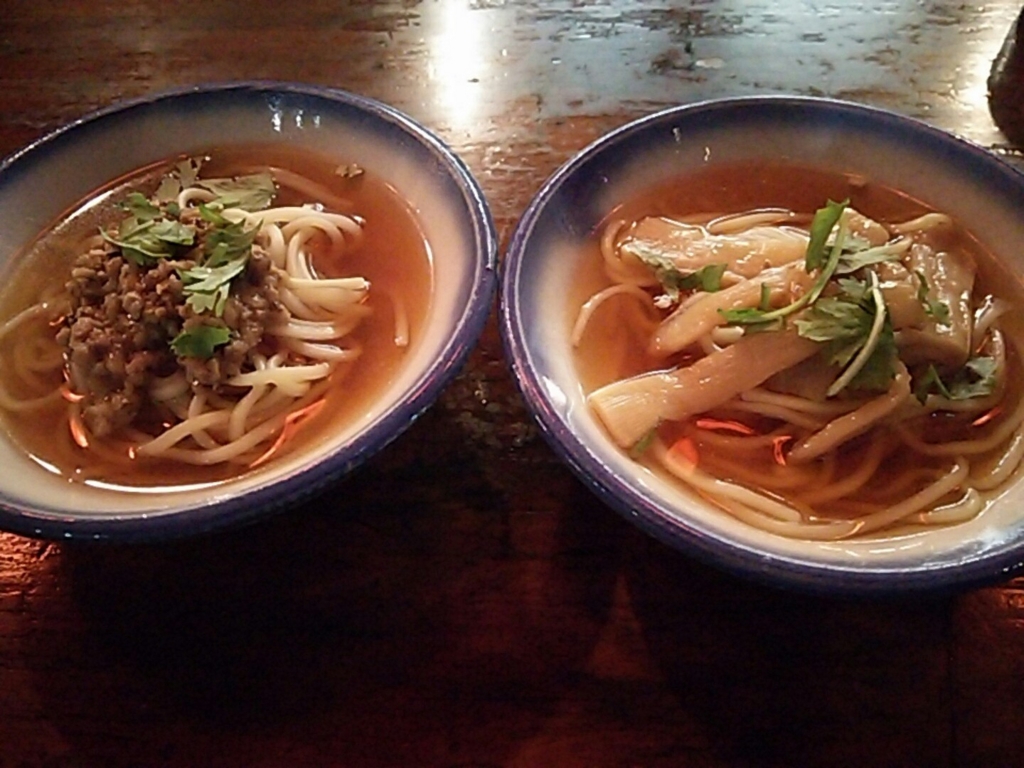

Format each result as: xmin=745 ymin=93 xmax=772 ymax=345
xmin=500 ymin=93 xmax=1024 ymax=594
xmin=0 ymin=81 xmax=498 ymax=541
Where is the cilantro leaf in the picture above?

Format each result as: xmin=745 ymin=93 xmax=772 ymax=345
xmin=197 ymin=172 xmax=275 ymax=211
xmin=178 ymin=260 xmax=245 ymax=292
xmin=716 ymin=308 xmax=783 ymax=334
xmin=101 ymin=222 xmax=160 ymax=265
xmin=805 ymin=199 xmax=849 ymax=270
xmin=148 ymin=219 xmax=195 ymax=245
xmin=170 ymin=325 xmax=232 ymax=359
xmin=177 ymin=158 xmax=201 ymax=189
xmin=836 ymin=277 xmax=869 ymax=303
xmin=795 ymin=272 xmax=895 ymax=395
xmin=723 ymin=307 xmax=764 ymax=324
xmin=914 ymin=356 xmax=997 ymax=404
xmin=102 ymin=183 xmax=197 ymax=266
xmin=676 ymin=263 xmax=726 ymax=293
xmin=794 ymin=293 xmax=868 ymax=344
xmin=914 ymin=364 xmax=952 ymax=403
xmin=204 ymin=219 xmax=258 ymax=267
xmin=101 ymin=216 xmax=196 ymax=265
xmin=196 ymin=205 xmax=258 ymax=265
xmin=949 ymin=357 xmax=998 ymax=400
xmin=623 ymin=241 xmax=726 ymax=302
xmin=180 ymin=256 xmax=248 ymax=317
xmin=835 ymin=243 xmax=903 ymax=275
xmin=720 ymin=200 xmax=850 ymax=327
xmin=187 ymin=283 xmax=231 ymax=316
xmin=927 ymin=300 xmax=951 ymax=325
xmin=154 ymin=158 xmax=202 ymax=204
xmin=794 ymin=295 xmax=871 ymax=368
xmin=122 ymin=192 xmax=162 ymax=221
xmin=173 ymin=195 xmax=257 ymax=314
xmin=846 ymin=322 xmax=896 ymax=392
xmin=198 ymin=203 xmax=229 ymax=225
xmin=154 ymin=175 xmax=182 ymax=205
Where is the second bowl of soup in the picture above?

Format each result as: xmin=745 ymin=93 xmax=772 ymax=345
xmin=501 ymin=95 xmax=1024 ymax=593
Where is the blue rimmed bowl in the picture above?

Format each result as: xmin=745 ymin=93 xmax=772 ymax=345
xmin=0 ymin=82 xmax=497 ymax=541
xmin=500 ymin=95 xmax=1024 ymax=594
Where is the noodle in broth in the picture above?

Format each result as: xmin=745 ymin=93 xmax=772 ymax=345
xmin=573 ymin=163 xmax=1024 ymax=540
xmin=0 ymin=146 xmax=431 ymax=489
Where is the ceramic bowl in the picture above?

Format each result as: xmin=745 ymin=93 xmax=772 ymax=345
xmin=501 ymin=95 xmax=1024 ymax=593
xmin=0 ymin=82 xmax=496 ymax=540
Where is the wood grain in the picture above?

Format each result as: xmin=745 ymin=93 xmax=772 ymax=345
xmin=2 ymin=1 xmax=1024 ymax=766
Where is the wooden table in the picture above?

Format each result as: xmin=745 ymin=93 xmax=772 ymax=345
xmin=3 ymin=2 xmax=1024 ymax=765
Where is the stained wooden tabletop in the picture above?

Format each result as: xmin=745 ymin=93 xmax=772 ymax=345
xmin=3 ymin=2 xmax=1024 ymax=766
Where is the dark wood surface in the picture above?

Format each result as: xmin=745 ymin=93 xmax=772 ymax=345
xmin=3 ymin=2 xmax=1024 ymax=766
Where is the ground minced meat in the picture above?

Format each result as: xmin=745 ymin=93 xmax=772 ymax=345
xmin=181 ymin=248 xmax=283 ymax=387
xmin=57 ymin=243 xmax=283 ymax=437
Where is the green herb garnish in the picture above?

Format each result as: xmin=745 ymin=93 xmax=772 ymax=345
xmin=795 ymin=271 xmax=896 ymax=395
xmin=677 ymin=263 xmax=726 ymax=293
xmin=179 ymin=257 xmax=249 ymax=316
xmin=100 ymin=216 xmax=196 ymax=265
xmin=101 ymin=159 xmax=269 ymax=314
xmin=834 ymin=242 xmax=903 ymax=275
xmin=805 ymin=199 xmax=849 ymax=270
xmin=154 ymin=175 xmax=181 ymax=205
xmin=624 ymin=240 xmax=726 ymax=302
xmin=122 ymin=192 xmax=162 ymax=221
xmin=914 ymin=364 xmax=951 ymax=403
xmin=915 ymin=357 xmax=998 ymax=403
xmin=154 ymin=158 xmax=203 ymax=204
xmin=170 ymin=324 xmax=232 ymax=359
xmin=203 ymin=219 xmax=258 ymax=268
xmin=171 ymin=170 xmax=265 ymax=313
xmin=177 ymin=158 xmax=201 ymax=189
xmin=197 ymin=172 xmax=275 ymax=211
xmin=198 ymin=203 xmax=229 ymax=225
xmin=720 ymin=199 xmax=850 ymax=327
xmin=953 ymin=357 xmax=999 ymax=399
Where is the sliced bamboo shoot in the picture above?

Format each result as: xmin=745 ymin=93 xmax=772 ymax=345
xmin=650 ymin=263 xmax=813 ymax=356
xmin=622 ymin=216 xmax=808 ymax=279
xmin=589 ymin=330 xmax=820 ymax=447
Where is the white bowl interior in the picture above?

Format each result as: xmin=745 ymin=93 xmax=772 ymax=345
xmin=510 ymin=98 xmax=1024 ymax=583
xmin=0 ymin=86 xmax=488 ymax=523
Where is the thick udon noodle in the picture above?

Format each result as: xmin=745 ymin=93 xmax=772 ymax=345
xmin=0 ymin=166 xmax=405 ymax=472
xmin=575 ymin=199 xmax=1024 ymax=540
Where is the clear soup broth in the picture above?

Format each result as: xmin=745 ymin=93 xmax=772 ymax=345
xmin=0 ymin=145 xmax=433 ymax=490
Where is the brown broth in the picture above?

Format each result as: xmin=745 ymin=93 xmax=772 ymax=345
xmin=571 ymin=161 xmax=1024 ymax=524
xmin=0 ymin=144 xmax=433 ymax=489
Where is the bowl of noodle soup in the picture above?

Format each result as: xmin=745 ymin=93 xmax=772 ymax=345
xmin=501 ymin=96 xmax=1024 ymax=593
xmin=0 ymin=83 xmax=496 ymax=540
